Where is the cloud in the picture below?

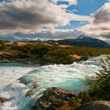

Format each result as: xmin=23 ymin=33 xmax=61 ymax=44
xmin=79 ymin=2 xmax=110 ymax=36
xmin=68 ymin=0 xmax=77 ymax=5
xmin=0 ymin=0 xmax=90 ymax=34
xmin=93 ymin=3 xmax=110 ymax=24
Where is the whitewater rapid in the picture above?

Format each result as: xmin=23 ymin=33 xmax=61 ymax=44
xmin=0 ymin=55 xmax=109 ymax=110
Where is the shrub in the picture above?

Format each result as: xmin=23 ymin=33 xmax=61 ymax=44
xmin=89 ymin=57 xmax=110 ymax=100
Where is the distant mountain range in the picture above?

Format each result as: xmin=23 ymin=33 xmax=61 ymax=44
xmin=0 ymin=31 xmax=110 ymax=48
xmin=57 ymin=35 xmax=110 ymax=48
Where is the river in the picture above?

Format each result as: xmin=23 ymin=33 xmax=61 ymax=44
xmin=0 ymin=55 xmax=109 ymax=110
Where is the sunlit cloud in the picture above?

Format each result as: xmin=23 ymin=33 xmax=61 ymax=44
xmin=68 ymin=0 xmax=77 ymax=5
xmin=79 ymin=2 xmax=110 ymax=36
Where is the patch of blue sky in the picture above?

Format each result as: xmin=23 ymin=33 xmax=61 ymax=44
xmin=57 ymin=20 xmax=88 ymax=29
xmin=67 ymin=0 xmax=108 ymax=15
xmin=51 ymin=0 xmax=68 ymax=4
xmin=69 ymin=20 xmax=88 ymax=28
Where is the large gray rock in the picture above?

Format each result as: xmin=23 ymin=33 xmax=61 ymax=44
xmin=75 ymin=101 xmax=110 ymax=110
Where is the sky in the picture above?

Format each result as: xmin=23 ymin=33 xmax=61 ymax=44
xmin=0 ymin=0 xmax=109 ymax=35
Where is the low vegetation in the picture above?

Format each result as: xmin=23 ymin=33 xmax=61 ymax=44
xmin=89 ymin=57 xmax=110 ymax=100
xmin=0 ymin=41 xmax=110 ymax=64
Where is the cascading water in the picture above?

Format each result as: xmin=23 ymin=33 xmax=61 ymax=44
xmin=0 ymin=55 xmax=109 ymax=110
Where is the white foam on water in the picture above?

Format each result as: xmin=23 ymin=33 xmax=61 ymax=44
xmin=0 ymin=64 xmax=35 ymax=87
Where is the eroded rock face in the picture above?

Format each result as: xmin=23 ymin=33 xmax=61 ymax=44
xmin=75 ymin=101 xmax=110 ymax=110
xmin=31 ymin=87 xmax=80 ymax=110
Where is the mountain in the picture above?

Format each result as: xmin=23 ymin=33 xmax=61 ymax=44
xmin=0 ymin=31 xmax=110 ymax=48
xmin=57 ymin=35 xmax=110 ymax=48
